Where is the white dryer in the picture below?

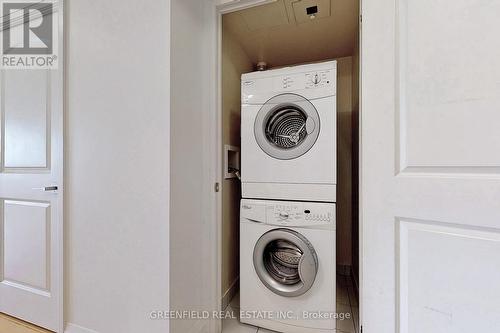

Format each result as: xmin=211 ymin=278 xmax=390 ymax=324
xmin=241 ymin=61 xmax=337 ymax=202
xmin=240 ymin=199 xmax=336 ymax=333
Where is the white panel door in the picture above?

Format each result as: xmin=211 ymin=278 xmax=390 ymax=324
xmin=0 ymin=6 xmax=63 ymax=333
xmin=362 ymin=0 xmax=500 ymax=332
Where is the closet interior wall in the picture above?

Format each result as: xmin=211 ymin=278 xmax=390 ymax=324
xmin=221 ymin=26 xmax=253 ymax=308
xmin=221 ymin=0 xmax=360 ymax=301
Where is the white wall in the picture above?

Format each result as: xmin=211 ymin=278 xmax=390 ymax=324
xmin=65 ymin=1 xmax=170 ymax=332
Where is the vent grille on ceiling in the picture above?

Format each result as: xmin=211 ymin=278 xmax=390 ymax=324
xmin=289 ymin=0 xmax=331 ymax=24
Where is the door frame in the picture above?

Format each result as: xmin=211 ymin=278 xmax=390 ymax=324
xmin=205 ymin=2 xmax=286 ymax=332
xmin=204 ymin=0 xmax=363 ymax=332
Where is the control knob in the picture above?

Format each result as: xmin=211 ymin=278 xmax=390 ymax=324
xmin=279 ymin=212 xmax=289 ymax=219
xmin=313 ymin=73 xmax=321 ymax=85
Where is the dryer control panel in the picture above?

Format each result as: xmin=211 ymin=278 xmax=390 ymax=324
xmin=241 ymin=61 xmax=337 ymax=104
xmin=240 ymin=199 xmax=335 ymax=228
xmin=277 ymin=69 xmax=335 ymax=91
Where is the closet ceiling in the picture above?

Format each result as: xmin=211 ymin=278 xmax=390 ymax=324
xmin=223 ymin=0 xmax=359 ymax=67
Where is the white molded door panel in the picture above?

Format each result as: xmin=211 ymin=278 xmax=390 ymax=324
xmin=362 ymin=0 xmax=500 ymax=332
xmin=0 ymin=5 xmax=63 ymax=332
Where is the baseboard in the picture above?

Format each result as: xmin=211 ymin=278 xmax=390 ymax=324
xmin=221 ymin=276 xmax=239 ymax=311
xmin=65 ymin=323 xmax=99 ymax=333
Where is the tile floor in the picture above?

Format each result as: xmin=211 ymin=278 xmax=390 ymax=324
xmin=223 ymin=274 xmax=359 ymax=333
xmin=0 ymin=275 xmax=358 ymax=333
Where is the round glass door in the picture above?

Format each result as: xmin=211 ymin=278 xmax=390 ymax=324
xmin=254 ymin=94 xmax=320 ymax=160
xmin=253 ymin=228 xmax=318 ymax=297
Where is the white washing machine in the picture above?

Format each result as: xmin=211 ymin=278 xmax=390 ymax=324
xmin=240 ymin=199 xmax=336 ymax=333
xmin=241 ymin=61 xmax=337 ymax=202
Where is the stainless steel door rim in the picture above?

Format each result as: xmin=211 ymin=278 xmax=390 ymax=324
xmin=254 ymin=93 xmax=321 ymax=160
xmin=253 ymin=228 xmax=319 ymax=297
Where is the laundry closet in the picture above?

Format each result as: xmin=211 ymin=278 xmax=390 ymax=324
xmin=220 ymin=1 xmax=360 ymax=332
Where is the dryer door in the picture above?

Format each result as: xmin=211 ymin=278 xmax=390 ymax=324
xmin=254 ymin=94 xmax=320 ymax=160
xmin=253 ymin=228 xmax=318 ymax=297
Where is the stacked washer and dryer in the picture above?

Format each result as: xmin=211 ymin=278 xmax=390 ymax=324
xmin=239 ymin=61 xmax=338 ymax=333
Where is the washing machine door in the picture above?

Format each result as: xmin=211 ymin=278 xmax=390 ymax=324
xmin=253 ymin=228 xmax=319 ymax=297
xmin=254 ymin=93 xmax=320 ymax=160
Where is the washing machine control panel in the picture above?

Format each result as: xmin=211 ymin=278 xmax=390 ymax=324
xmin=266 ymin=201 xmax=336 ymax=227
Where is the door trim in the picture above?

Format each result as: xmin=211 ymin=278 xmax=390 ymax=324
xmin=58 ymin=1 xmax=66 ymax=332
xmin=216 ymin=0 xmax=278 ymax=14
xmin=206 ymin=2 xmax=283 ymax=332
xmin=56 ymin=1 xmax=65 ymax=331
